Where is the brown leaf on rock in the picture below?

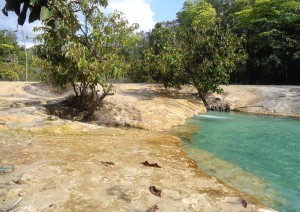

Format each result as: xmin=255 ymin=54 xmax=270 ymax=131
xmin=241 ymin=199 xmax=248 ymax=208
xmin=146 ymin=204 xmax=159 ymax=212
xmin=142 ymin=161 xmax=161 ymax=168
xmin=149 ymin=186 xmax=161 ymax=197
xmin=101 ymin=161 xmax=115 ymax=166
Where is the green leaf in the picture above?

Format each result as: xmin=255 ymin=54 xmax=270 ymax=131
xmin=40 ymin=6 xmax=52 ymax=21
xmin=30 ymin=0 xmax=39 ymax=4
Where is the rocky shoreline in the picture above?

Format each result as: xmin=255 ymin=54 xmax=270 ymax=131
xmin=0 ymin=82 xmax=287 ymax=211
xmin=208 ymin=85 xmax=300 ymax=117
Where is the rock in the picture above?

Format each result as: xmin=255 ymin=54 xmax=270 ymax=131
xmin=13 ymin=205 xmax=34 ymax=212
xmin=182 ymin=194 xmax=215 ymax=210
xmin=0 ymin=164 xmax=14 ymax=174
xmin=207 ymin=97 xmax=231 ymax=112
xmin=47 ymin=115 xmax=58 ymax=121
xmin=258 ymin=209 xmax=277 ymax=212
xmin=0 ymin=119 xmax=6 ymax=125
xmin=21 ymin=174 xmax=33 ymax=181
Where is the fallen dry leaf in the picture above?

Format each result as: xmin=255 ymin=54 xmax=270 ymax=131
xmin=146 ymin=204 xmax=159 ymax=212
xmin=142 ymin=161 xmax=161 ymax=168
xmin=149 ymin=186 xmax=162 ymax=197
xmin=101 ymin=161 xmax=115 ymax=166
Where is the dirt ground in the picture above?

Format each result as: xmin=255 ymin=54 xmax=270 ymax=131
xmin=0 ymin=82 xmax=283 ymax=212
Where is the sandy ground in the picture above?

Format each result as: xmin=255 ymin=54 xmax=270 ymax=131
xmin=0 ymin=82 xmax=283 ymax=212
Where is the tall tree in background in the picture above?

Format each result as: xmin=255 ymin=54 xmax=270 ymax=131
xmin=145 ymin=22 xmax=185 ymax=88
xmin=121 ymin=31 xmax=152 ymax=83
xmin=178 ymin=0 xmax=217 ymax=29
xmin=234 ymin=0 xmax=300 ymax=84
xmin=0 ymin=30 xmax=26 ymax=81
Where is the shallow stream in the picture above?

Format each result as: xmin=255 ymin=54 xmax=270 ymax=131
xmin=178 ymin=112 xmax=300 ymax=212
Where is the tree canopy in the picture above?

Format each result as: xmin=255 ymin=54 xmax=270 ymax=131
xmin=234 ymin=0 xmax=300 ymax=84
xmin=137 ymin=0 xmax=246 ymax=107
xmin=0 ymin=30 xmax=26 ymax=81
xmin=33 ymin=0 xmax=137 ymax=117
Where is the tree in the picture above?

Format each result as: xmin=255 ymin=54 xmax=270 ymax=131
xmin=178 ymin=24 xmax=245 ymax=107
xmin=145 ymin=0 xmax=246 ymax=108
xmin=177 ymin=0 xmax=217 ymax=30
xmin=234 ymin=0 xmax=300 ymax=84
xmin=122 ymin=31 xmax=153 ymax=83
xmin=145 ymin=22 xmax=185 ymax=88
xmin=0 ymin=30 xmax=27 ymax=81
xmin=34 ymin=0 xmax=138 ymax=117
xmin=0 ymin=30 xmax=18 ymax=62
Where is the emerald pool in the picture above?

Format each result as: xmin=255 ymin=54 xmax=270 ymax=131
xmin=179 ymin=111 xmax=300 ymax=212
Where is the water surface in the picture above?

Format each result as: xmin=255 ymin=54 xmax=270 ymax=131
xmin=179 ymin=112 xmax=300 ymax=212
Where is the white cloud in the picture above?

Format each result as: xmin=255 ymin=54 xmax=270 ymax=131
xmin=106 ymin=0 xmax=155 ymax=32
xmin=0 ymin=0 xmax=155 ymax=48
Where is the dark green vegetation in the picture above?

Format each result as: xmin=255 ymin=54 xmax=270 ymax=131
xmin=0 ymin=30 xmax=40 ymax=81
xmin=2 ymin=0 xmax=300 ymax=114
xmin=128 ymin=0 xmax=300 ymax=86
xmin=232 ymin=0 xmax=300 ymax=84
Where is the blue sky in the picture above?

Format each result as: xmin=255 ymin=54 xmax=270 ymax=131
xmin=151 ymin=0 xmax=185 ymax=22
xmin=0 ymin=0 xmax=186 ymax=47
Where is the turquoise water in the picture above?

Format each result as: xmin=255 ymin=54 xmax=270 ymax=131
xmin=180 ymin=112 xmax=300 ymax=212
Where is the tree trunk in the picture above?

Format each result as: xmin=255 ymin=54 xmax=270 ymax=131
xmin=199 ymin=93 xmax=209 ymax=109
xmin=99 ymin=92 xmax=108 ymax=104
xmin=71 ymin=81 xmax=79 ymax=97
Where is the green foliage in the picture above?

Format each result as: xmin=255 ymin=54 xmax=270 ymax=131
xmin=0 ymin=30 xmax=30 ymax=81
xmin=2 ymin=0 xmax=108 ymax=25
xmin=121 ymin=32 xmax=153 ymax=83
xmin=175 ymin=23 xmax=246 ymax=107
xmin=178 ymin=0 xmax=217 ymax=29
xmin=145 ymin=22 xmax=185 ymax=88
xmin=34 ymin=0 xmax=138 ymax=116
xmin=234 ymin=0 xmax=300 ymax=83
xmin=0 ymin=30 xmax=18 ymax=62
xmin=142 ymin=1 xmax=246 ymax=107
xmin=40 ymin=6 xmax=52 ymax=21
xmin=0 ymin=62 xmax=25 ymax=81
xmin=0 ymin=30 xmax=41 ymax=81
